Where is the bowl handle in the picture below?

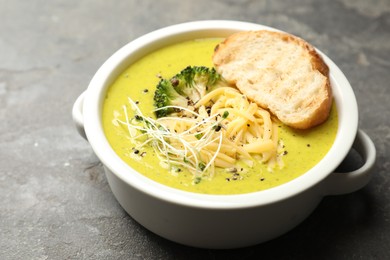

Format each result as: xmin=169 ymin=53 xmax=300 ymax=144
xmin=321 ymin=129 xmax=376 ymax=196
xmin=72 ymin=91 xmax=87 ymax=140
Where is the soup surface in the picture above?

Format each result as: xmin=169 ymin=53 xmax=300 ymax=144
xmin=102 ymin=38 xmax=338 ymax=195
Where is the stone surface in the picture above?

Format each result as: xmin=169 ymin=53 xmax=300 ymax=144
xmin=1 ymin=0 xmax=389 ymax=259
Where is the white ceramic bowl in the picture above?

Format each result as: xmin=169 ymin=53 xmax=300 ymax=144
xmin=72 ymin=20 xmax=376 ymax=249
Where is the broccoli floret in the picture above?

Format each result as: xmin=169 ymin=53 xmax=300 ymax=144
xmin=153 ymin=66 xmax=223 ymax=118
xmin=153 ymin=78 xmax=189 ymax=118
xmin=173 ymin=66 xmax=221 ymax=103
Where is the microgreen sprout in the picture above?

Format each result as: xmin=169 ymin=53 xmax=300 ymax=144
xmin=116 ymin=97 xmax=230 ymax=179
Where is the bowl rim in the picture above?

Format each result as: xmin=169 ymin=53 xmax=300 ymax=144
xmin=83 ymin=20 xmax=358 ymax=209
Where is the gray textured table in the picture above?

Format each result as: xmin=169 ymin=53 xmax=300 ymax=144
xmin=1 ymin=0 xmax=389 ymax=259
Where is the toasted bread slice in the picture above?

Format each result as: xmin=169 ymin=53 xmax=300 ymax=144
xmin=213 ymin=30 xmax=332 ymax=129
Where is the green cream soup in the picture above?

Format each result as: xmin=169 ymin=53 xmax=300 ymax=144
xmin=103 ymin=38 xmax=338 ymax=195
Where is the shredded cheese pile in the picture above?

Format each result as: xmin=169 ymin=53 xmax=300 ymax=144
xmin=117 ymin=87 xmax=284 ymax=180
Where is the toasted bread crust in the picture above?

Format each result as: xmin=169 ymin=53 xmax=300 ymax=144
xmin=213 ymin=30 xmax=332 ymax=129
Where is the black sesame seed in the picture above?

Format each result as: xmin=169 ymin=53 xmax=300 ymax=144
xmin=170 ymin=78 xmax=179 ymax=86
xmin=227 ymin=167 xmax=237 ymax=173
